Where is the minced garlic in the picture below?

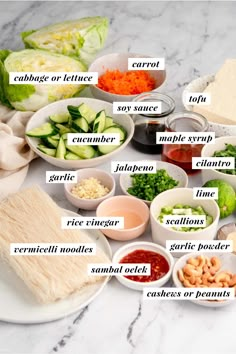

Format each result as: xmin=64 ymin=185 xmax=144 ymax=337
xmin=71 ymin=177 xmax=110 ymax=199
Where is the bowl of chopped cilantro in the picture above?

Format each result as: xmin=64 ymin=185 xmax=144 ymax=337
xmin=201 ymin=136 xmax=236 ymax=189
xmin=119 ymin=161 xmax=188 ymax=206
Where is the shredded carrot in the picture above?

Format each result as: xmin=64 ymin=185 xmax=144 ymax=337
xmin=97 ymin=69 xmax=156 ymax=95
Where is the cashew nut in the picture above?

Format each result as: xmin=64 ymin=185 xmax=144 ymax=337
xmin=209 ymin=282 xmax=223 ymax=288
xmin=209 ymin=257 xmax=221 ymax=274
xmin=214 ymin=272 xmax=231 ymax=283
xmin=183 ymin=264 xmax=202 ymax=277
xmin=189 ymin=275 xmax=197 ymax=285
xmin=229 ymin=274 xmax=236 ymax=287
xmin=203 ymin=264 xmax=210 ymax=273
xmin=187 ymin=257 xmax=200 ymax=267
xmin=178 ymin=269 xmax=185 ymax=282
xmin=222 ymin=282 xmax=230 ymax=287
xmin=202 ymin=272 xmax=211 ymax=286
xmin=197 ymin=255 xmax=205 ymax=269
xmin=195 ymin=277 xmax=203 ymax=286
xmin=183 ymin=279 xmax=195 ymax=288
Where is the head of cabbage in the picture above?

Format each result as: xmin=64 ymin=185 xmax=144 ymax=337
xmin=21 ymin=17 xmax=109 ymax=66
xmin=0 ymin=49 xmax=87 ymax=111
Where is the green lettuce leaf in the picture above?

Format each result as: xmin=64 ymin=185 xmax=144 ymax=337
xmin=21 ymin=17 xmax=109 ymax=65
xmin=0 ymin=49 xmax=13 ymax=108
xmin=1 ymin=49 xmax=87 ymax=111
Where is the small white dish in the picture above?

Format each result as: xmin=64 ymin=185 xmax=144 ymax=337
xmin=88 ymin=52 xmax=166 ymax=102
xmin=26 ymin=97 xmax=134 ymax=169
xmin=150 ymin=188 xmax=220 ymax=258
xmin=183 ymin=74 xmax=236 ymax=136
xmin=201 ymin=136 xmax=236 ymax=189
xmin=172 ymin=252 xmax=236 ymax=307
xmin=112 ymin=241 xmax=174 ymax=291
xmin=96 ymin=196 xmax=149 ymax=241
xmin=64 ymin=168 xmax=116 ymax=210
xmin=119 ymin=161 xmax=188 ymax=206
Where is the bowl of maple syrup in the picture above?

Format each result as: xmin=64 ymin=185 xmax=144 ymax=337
xmin=162 ymin=111 xmax=209 ymax=174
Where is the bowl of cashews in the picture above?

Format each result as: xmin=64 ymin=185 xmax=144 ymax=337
xmin=172 ymin=252 xmax=236 ymax=307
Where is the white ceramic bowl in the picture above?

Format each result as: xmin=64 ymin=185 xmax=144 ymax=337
xmin=119 ymin=161 xmax=188 ymax=206
xmin=217 ymin=222 xmax=236 ymax=255
xmin=26 ymin=97 xmax=134 ymax=169
xmin=172 ymin=252 xmax=236 ymax=307
xmin=183 ymin=74 xmax=236 ymax=136
xmin=88 ymin=52 xmax=166 ymax=103
xmin=201 ymin=136 xmax=236 ymax=189
xmin=150 ymin=188 xmax=220 ymax=257
xmin=64 ymin=168 xmax=116 ymax=210
xmin=112 ymin=241 xmax=174 ymax=291
xmin=96 ymin=196 xmax=149 ymax=241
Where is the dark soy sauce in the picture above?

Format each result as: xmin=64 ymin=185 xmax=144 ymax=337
xmin=131 ymin=119 xmax=165 ymax=154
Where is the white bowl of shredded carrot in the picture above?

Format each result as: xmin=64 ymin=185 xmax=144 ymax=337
xmin=88 ymin=52 xmax=166 ymax=103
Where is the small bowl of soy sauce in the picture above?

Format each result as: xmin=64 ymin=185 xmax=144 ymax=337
xmin=131 ymin=92 xmax=175 ymax=154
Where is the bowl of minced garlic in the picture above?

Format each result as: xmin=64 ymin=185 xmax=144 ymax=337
xmin=64 ymin=168 xmax=116 ymax=210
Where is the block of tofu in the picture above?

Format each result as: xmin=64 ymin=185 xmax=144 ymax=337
xmin=193 ymin=59 xmax=236 ymax=125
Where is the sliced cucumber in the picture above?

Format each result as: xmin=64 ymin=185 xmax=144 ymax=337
xmin=98 ymin=144 xmax=119 ymax=155
xmin=105 ymin=116 xmax=114 ymax=129
xmin=67 ymin=115 xmax=73 ymax=128
xmin=65 ymin=152 xmax=82 ymax=160
xmin=98 ymin=125 xmax=126 ymax=155
xmin=67 ymin=103 xmax=97 ymax=124
xmin=71 ymin=128 xmax=78 ymax=133
xmin=26 ymin=123 xmax=56 ymax=138
xmin=56 ymin=137 xmax=66 ymax=159
xmin=78 ymin=103 xmax=97 ymax=124
xmin=93 ymin=110 xmax=106 ymax=133
xmin=55 ymin=124 xmax=71 ymax=135
xmin=66 ymin=143 xmax=95 ymax=159
xmin=51 ymin=134 xmax=60 ymax=140
xmin=61 ymin=133 xmax=68 ymax=140
xmin=72 ymin=117 xmax=89 ymax=133
xmin=102 ymin=125 xmax=126 ymax=142
xmin=37 ymin=144 xmax=56 ymax=157
xmin=67 ymin=105 xmax=81 ymax=120
xmin=49 ymin=113 xmax=69 ymax=124
xmin=42 ymin=136 xmax=58 ymax=149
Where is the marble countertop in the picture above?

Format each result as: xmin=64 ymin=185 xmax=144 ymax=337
xmin=1 ymin=1 xmax=236 ymax=354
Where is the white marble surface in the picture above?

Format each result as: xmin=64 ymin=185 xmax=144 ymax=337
xmin=1 ymin=1 xmax=236 ymax=354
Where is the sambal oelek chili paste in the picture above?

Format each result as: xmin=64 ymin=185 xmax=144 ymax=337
xmin=119 ymin=249 xmax=169 ymax=282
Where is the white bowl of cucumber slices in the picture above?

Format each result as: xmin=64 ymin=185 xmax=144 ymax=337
xmin=25 ymin=97 xmax=134 ymax=169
